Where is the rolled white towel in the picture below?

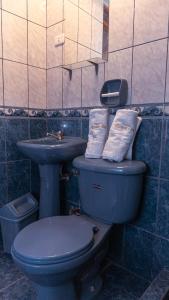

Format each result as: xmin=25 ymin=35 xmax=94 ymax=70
xmin=102 ymin=109 xmax=138 ymax=162
xmin=125 ymin=116 xmax=142 ymax=160
xmin=85 ymin=108 xmax=108 ymax=159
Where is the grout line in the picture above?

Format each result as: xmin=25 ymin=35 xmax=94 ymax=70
xmin=26 ymin=0 xmax=29 ymax=111
xmin=164 ymin=14 xmax=169 ymax=107
xmin=130 ymin=0 xmax=135 ymax=106
xmin=154 ymin=12 xmax=169 ymax=237
xmin=1 ymin=6 xmax=8 ymax=202
xmin=1 ymin=7 xmax=4 ymax=108
xmin=81 ymin=67 xmax=84 ymax=108
xmin=108 ymin=36 xmax=169 ymax=55
xmin=4 ymin=159 xmax=30 ymax=164
xmin=46 ymin=2 xmax=103 ymax=29
xmin=110 ymin=261 xmax=151 ymax=283
xmin=128 ymin=223 xmax=169 ymax=242
xmin=63 ymin=36 xmax=102 ymax=55
xmin=61 ymin=4 xmax=64 ymax=110
xmin=4 ymin=120 xmax=8 ymax=202
xmin=1 ymin=8 xmax=47 ymax=28
xmin=47 ymin=18 xmax=65 ymax=29
xmin=1 ymin=57 xmax=46 ymax=70
xmin=0 ymin=276 xmax=25 ymax=293
xmin=76 ymin=0 xmax=79 ymax=65
xmin=45 ymin=0 xmax=47 ymax=112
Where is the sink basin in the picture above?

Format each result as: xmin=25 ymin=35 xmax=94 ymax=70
xmin=17 ymin=136 xmax=86 ymax=218
xmin=17 ymin=136 xmax=86 ymax=164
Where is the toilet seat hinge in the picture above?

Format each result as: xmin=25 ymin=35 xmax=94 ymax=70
xmin=93 ymin=226 xmax=99 ymax=234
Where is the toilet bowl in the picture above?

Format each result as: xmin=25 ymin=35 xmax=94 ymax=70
xmin=11 ymin=156 xmax=146 ymax=300
xmin=11 ymin=215 xmax=111 ymax=300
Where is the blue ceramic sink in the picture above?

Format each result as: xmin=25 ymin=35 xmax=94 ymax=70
xmin=17 ymin=136 xmax=86 ymax=218
xmin=17 ymin=136 xmax=86 ymax=164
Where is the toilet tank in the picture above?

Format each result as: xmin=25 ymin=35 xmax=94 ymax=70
xmin=73 ymin=156 xmax=146 ymax=224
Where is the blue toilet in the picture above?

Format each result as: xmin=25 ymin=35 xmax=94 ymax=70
xmin=11 ymin=156 xmax=146 ymax=300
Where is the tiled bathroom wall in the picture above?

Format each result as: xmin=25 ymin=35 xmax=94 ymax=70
xmin=1 ymin=0 xmax=169 ymax=290
xmin=0 ymin=1 xmax=47 ymax=211
xmin=47 ymin=0 xmax=169 ymax=109
xmin=47 ymin=0 xmax=104 ymax=68
xmin=46 ymin=0 xmax=169 ymax=284
xmin=46 ymin=0 xmax=106 ymax=109
xmin=0 ymin=0 xmax=46 ymax=110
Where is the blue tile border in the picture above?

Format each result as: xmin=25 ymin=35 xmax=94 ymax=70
xmin=0 ymin=104 xmax=166 ymax=118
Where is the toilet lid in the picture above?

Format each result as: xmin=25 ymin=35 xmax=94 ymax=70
xmin=12 ymin=215 xmax=95 ymax=265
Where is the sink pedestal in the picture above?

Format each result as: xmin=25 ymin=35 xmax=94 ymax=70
xmin=39 ymin=164 xmax=60 ymax=218
xmin=17 ymin=136 xmax=86 ymax=218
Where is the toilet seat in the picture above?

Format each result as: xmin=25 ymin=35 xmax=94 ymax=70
xmin=12 ymin=215 xmax=95 ymax=265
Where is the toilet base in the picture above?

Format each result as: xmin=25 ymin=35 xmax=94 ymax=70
xmin=35 ymin=281 xmax=76 ymax=300
xmin=81 ymin=274 xmax=102 ymax=300
xmin=34 ymin=275 xmax=102 ymax=300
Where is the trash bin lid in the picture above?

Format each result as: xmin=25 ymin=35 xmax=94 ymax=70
xmin=0 ymin=193 xmax=38 ymax=222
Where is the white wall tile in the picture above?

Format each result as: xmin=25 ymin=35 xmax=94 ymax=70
xmin=109 ymin=0 xmax=134 ymax=52
xmin=64 ymin=39 xmax=77 ymax=66
xmin=47 ymin=23 xmax=63 ymax=68
xmin=64 ymin=0 xmax=78 ymax=42
xmin=0 ymin=13 xmax=2 ymax=58
xmin=2 ymin=0 xmax=27 ymax=18
xmin=91 ymin=19 xmax=103 ymax=54
xmin=134 ymin=0 xmax=169 ymax=45
xmin=165 ymin=41 xmax=169 ymax=103
xmin=47 ymin=0 xmax=63 ymax=27
xmin=78 ymin=44 xmax=90 ymax=62
xmin=29 ymin=67 xmax=46 ymax=109
xmin=132 ymin=40 xmax=167 ymax=104
xmin=82 ymin=63 xmax=104 ymax=107
xmin=28 ymin=0 xmax=46 ymax=26
xmin=4 ymin=60 xmax=28 ymax=107
xmin=92 ymin=0 xmax=103 ymax=22
xmin=105 ymin=48 xmax=132 ymax=104
xmin=47 ymin=68 xmax=62 ymax=109
xmin=28 ymin=22 xmax=46 ymax=68
xmin=79 ymin=0 xmax=92 ymax=14
xmin=69 ymin=0 xmax=78 ymax=5
xmin=63 ymin=68 xmax=81 ymax=108
xmin=78 ymin=9 xmax=91 ymax=48
xmin=3 ymin=11 xmax=27 ymax=64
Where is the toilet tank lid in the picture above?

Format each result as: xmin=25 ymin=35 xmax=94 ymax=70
xmin=73 ymin=156 xmax=146 ymax=175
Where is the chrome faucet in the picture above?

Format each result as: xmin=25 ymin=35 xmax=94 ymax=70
xmin=46 ymin=130 xmax=64 ymax=140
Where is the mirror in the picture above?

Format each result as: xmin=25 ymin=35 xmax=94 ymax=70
xmin=53 ymin=0 xmax=109 ymax=71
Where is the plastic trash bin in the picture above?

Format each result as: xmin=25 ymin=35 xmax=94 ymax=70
xmin=0 ymin=193 xmax=38 ymax=253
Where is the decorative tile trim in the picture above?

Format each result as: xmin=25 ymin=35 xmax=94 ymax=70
xmin=28 ymin=109 xmax=47 ymax=118
xmin=2 ymin=107 xmax=47 ymax=118
xmin=131 ymin=105 xmax=164 ymax=117
xmin=0 ymin=108 xmax=4 ymax=116
xmin=4 ymin=108 xmax=28 ymax=117
xmin=109 ymin=105 xmax=164 ymax=116
xmin=0 ymin=105 xmax=165 ymax=118
xmin=164 ymin=104 xmax=169 ymax=117
xmin=46 ymin=109 xmax=89 ymax=118
xmin=47 ymin=105 xmax=164 ymax=118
